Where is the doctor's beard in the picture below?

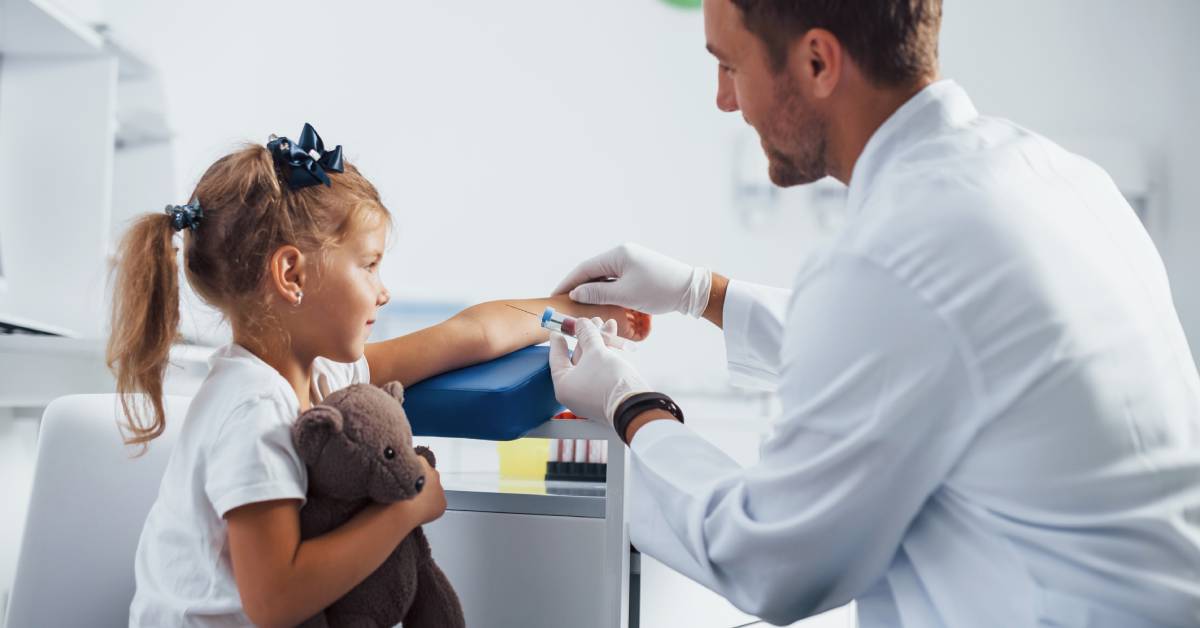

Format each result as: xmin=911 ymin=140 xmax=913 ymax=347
xmin=762 ymin=77 xmax=829 ymax=188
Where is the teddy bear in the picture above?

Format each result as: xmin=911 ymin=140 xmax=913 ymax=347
xmin=291 ymin=381 xmax=466 ymax=628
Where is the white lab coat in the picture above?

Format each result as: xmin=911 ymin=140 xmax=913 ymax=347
xmin=628 ymin=80 xmax=1200 ymax=627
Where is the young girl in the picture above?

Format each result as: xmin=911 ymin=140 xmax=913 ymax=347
xmin=106 ymin=124 xmax=646 ymax=627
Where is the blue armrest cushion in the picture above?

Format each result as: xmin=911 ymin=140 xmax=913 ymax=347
xmin=402 ymin=345 xmax=564 ymax=441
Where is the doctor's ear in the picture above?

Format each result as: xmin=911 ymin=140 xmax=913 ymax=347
xmin=268 ymin=244 xmax=308 ymax=306
xmin=794 ymin=28 xmax=843 ymax=99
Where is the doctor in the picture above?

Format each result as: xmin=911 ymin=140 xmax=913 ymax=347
xmin=549 ymin=0 xmax=1200 ymax=626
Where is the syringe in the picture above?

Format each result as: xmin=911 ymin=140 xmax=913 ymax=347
xmin=542 ymin=307 xmax=637 ymax=351
xmin=504 ymin=304 xmax=638 ymax=351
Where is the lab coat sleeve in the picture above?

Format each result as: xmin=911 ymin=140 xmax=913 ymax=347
xmin=722 ymin=279 xmax=794 ymax=390
xmin=629 ymin=253 xmax=983 ymax=625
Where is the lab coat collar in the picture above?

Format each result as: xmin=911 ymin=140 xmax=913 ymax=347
xmin=844 ymin=79 xmax=979 ymax=213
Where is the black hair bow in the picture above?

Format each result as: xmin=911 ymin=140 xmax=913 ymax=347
xmin=165 ymin=201 xmax=203 ymax=232
xmin=266 ymin=122 xmax=345 ymax=189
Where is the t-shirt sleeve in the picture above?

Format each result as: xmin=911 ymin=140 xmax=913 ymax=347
xmin=312 ymin=354 xmax=371 ymax=401
xmin=204 ymin=397 xmax=308 ymax=518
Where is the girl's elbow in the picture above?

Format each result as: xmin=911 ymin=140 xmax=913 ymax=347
xmin=240 ymin=587 xmax=296 ymax=628
xmin=244 ymin=604 xmax=302 ymax=628
xmin=240 ymin=599 xmax=273 ymax=628
xmin=452 ymin=308 xmax=502 ymax=358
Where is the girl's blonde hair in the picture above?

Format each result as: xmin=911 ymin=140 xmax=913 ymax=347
xmin=106 ymin=142 xmax=390 ymax=450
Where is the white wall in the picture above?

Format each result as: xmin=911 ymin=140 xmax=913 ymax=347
xmin=90 ymin=0 xmax=1200 ymax=381
xmin=99 ymin=0 xmax=769 ymax=388
xmin=939 ymin=0 xmax=1200 ymax=348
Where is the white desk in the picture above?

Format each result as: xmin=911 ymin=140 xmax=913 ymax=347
xmin=423 ymin=417 xmax=633 ymax=628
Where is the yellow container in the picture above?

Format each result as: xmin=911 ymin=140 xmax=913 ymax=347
xmin=497 ymin=438 xmax=549 ymax=481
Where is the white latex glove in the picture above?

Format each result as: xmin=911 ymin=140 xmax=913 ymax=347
xmin=549 ymin=317 xmax=652 ymax=427
xmin=551 ymin=243 xmax=712 ymax=317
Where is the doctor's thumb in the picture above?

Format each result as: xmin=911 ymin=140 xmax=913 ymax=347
xmin=572 ymin=318 xmax=606 ymax=353
xmin=568 ymin=281 xmax=619 ymax=306
xmin=548 ymin=332 xmax=572 ymax=372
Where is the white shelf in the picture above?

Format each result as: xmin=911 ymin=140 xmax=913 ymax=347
xmin=443 ymin=471 xmax=606 ymax=518
xmin=0 ymin=0 xmax=172 ymax=339
xmin=0 ymin=0 xmax=103 ymax=56
xmin=524 ymin=416 xmax=615 ymax=440
xmin=419 ymin=417 xmax=613 ymax=518
xmin=0 ymin=338 xmax=213 ymax=408
xmin=0 ymin=312 xmax=77 ymax=337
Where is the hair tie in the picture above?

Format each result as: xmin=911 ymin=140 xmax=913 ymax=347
xmin=266 ymin=122 xmax=345 ymax=189
xmin=165 ymin=201 xmax=203 ymax=232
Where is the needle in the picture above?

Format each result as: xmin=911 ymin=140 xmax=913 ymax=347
xmin=505 ymin=304 xmax=539 ymax=317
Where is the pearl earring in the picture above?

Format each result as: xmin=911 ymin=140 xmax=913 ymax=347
xmin=294 ymin=291 xmax=303 ymax=307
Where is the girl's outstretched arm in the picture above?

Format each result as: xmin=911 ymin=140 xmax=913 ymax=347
xmin=364 ymin=295 xmax=650 ymax=387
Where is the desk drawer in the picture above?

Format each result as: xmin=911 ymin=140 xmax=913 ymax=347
xmin=426 ymin=509 xmax=608 ymax=628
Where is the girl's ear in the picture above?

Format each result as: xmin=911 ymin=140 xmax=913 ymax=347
xmin=382 ymin=381 xmax=405 ymax=404
xmin=267 ymin=244 xmax=307 ymax=305
xmin=294 ymin=405 xmax=344 ymax=465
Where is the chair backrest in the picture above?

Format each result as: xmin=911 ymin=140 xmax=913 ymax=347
xmin=5 ymin=394 xmax=189 ymax=628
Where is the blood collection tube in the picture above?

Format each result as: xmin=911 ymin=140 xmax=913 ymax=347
xmin=541 ymin=307 xmax=637 ymax=352
xmin=587 ymin=439 xmax=604 ymax=464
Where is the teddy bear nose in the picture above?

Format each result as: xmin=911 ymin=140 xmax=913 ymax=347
xmin=415 ymin=476 xmax=425 ymax=493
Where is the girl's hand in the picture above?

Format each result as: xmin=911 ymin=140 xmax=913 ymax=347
xmin=580 ymin=304 xmax=653 ymax=342
xmin=397 ymin=455 xmax=446 ymax=526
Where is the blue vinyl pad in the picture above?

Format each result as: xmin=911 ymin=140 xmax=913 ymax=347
xmin=402 ymin=345 xmax=564 ymax=441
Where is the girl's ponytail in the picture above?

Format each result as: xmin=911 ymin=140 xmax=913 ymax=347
xmin=106 ymin=210 xmax=184 ymax=449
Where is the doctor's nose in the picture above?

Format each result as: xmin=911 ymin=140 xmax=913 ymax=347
xmin=716 ymin=68 xmax=739 ymax=112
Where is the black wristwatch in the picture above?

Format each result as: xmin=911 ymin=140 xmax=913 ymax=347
xmin=613 ymin=392 xmax=684 ymax=445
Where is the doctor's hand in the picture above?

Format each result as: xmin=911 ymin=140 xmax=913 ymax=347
xmin=551 ymin=243 xmax=712 ymax=317
xmin=549 ymin=317 xmax=651 ymax=428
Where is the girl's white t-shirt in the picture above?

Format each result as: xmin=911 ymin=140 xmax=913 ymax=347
xmin=128 ymin=343 xmax=369 ymax=627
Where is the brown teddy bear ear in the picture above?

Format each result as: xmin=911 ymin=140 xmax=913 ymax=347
xmin=414 ymin=445 xmax=436 ymax=469
xmin=382 ymin=381 xmax=405 ymax=404
xmin=294 ymin=405 xmax=344 ymax=466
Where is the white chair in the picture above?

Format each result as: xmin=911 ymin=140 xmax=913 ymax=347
xmin=5 ymin=394 xmax=189 ymax=628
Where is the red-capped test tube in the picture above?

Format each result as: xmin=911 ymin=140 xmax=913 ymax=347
xmin=541 ymin=307 xmax=637 ymax=352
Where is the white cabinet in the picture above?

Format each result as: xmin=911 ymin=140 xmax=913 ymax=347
xmin=420 ymin=416 xmax=634 ymax=628
xmin=426 ymin=510 xmax=609 ymax=627
xmin=0 ymin=0 xmax=170 ymax=339
xmin=0 ymin=0 xmax=113 ymax=337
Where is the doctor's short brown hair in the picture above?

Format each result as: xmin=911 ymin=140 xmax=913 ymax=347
xmin=731 ymin=0 xmax=942 ymax=87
